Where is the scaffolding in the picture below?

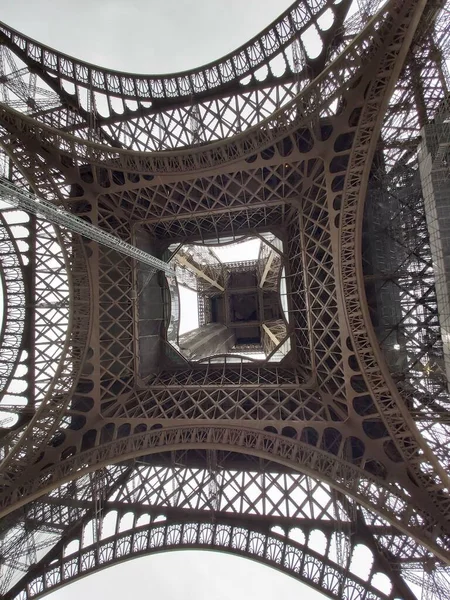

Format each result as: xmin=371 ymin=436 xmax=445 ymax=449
xmin=419 ymin=101 xmax=450 ymax=389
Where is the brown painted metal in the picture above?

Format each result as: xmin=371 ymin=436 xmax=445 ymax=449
xmin=0 ymin=0 xmax=450 ymax=598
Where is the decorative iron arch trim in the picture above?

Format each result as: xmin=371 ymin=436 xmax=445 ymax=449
xmin=0 ymin=141 xmax=92 ymax=487
xmin=338 ymin=0 xmax=450 ymax=520
xmin=12 ymin=519 xmax=396 ymax=600
xmin=0 ymin=0 xmax=403 ymax=177
xmin=0 ymin=0 xmax=343 ymax=102
xmin=0 ymin=210 xmax=27 ymax=400
xmin=0 ymin=424 xmax=448 ymax=563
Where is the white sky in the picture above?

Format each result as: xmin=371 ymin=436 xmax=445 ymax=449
xmin=0 ymin=2 xmax=326 ymax=599
xmin=2 ymin=0 xmax=295 ymax=74
xmin=178 ymin=285 xmax=198 ymax=335
xmin=213 ymin=239 xmax=261 ymax=264
xmin=53 ymin=552 xmax=326 ymax=600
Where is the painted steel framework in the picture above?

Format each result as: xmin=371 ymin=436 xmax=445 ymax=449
xmin=1 ymin=0 xmax=450 ymax=599
xmin=0 ymin=178 xmax=174 ymax=275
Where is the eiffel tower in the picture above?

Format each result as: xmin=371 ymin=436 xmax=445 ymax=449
xmin=1 ymin=0 xmax=450 ymax=598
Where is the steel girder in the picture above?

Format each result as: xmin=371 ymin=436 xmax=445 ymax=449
xmin=1 ymin=0 xmax=450 ymax=599
xmin=0 ymin=0 xmax=353 ymax=150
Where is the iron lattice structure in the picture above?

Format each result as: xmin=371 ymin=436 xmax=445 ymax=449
xmin=1 ymin=0 xmax=450 ymax=598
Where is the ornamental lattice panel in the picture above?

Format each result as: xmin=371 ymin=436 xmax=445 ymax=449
xmin=1 ymin=1 xmax=450 ymax=599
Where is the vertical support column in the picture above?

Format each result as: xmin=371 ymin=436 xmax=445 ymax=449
xmin=419 ymin=119 xmax=450 ymax=389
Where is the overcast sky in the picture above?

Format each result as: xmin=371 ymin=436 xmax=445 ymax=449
xmin=0 ymin=2 xmax=330 ymax=599
xmin=2 ymin=0 xmax=294 ymax=73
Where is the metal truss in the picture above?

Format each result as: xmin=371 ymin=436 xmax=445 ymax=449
xmin=9 ymin=521 xmax=397 ymax=600
xmin=1 ymin=1 xmax=450 ymax=599
xmin=0 ymin=178 xmax=174 ymax=275
xmin=0 ymin=0 xmax=352 ymax=150
xmin=0 ymin=210 xmax=26 ymax=398
xmin=0 ymin=199 xmax=90 ymax=487
xmin=0 ymin=461 xmax=419 ymax=600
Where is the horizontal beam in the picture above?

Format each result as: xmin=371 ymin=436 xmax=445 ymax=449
xmin=262 ymin=323 xmax=280 ymax=346
xmin=175 ymin=254 xmax=224 ymax=291
xmin=0 ymin=177 xmax=175 ymax=276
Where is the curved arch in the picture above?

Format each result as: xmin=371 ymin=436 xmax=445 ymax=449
xmin=0 ymin=1 xmax=353 ymax=152
xmin=337 ymin=0 xmax=450 ymax=516
xmin=0 ymin=0 xmax=342 ymax=101
xmin=16 ymin=520 xmax=391 ymax=600
xmin=0 ymin=0 xmax=396 ymax=176
xmin=1 ymin=424 xmax=448 ymax=562
xmin=0 ymin=210 xmax=26 ymax=400
xmin=0 ymin=142 xmax=92 ymax=485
